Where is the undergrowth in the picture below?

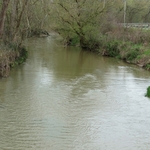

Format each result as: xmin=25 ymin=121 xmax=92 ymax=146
xmin=0 ymin=43 xmax=27 ymax=77
xmin=145 ymin=86 xmax=150 ymax=98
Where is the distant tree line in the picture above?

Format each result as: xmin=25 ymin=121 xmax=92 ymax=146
xmin=0 ymin=0 xmax=150 ymax=45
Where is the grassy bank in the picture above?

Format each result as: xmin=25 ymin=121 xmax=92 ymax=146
xmin=97 ymin=27 xmax=150 ymax=71
xmin=63 ymin=27 xmax=150 ymax=71
xmin=0 ymin=42 xmax=27 ymax=77
xmin=97 ymin=38 xmax=150 ymax=71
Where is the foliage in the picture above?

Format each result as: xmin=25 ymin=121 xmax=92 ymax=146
xmin=15 ymin=46 xmax=28 ymax=65
xmin=125 ymin=50 xmax=139 ymax=61
xmin=144 ymin=50 xmax=150 ymax=56
xmin=51 ymin=0 xmax=114 ymax=49
xmin=124 ymin=45 xmax=141 ymax=61
xmin=1 ymin=0 xmax=150 ymax=77
xmin=0 ymin=44 xmax=27 ymax=77
xmin=69 ymin=36 xmax=80 ymax=46
xmin=28 ymin=28 xmax=49 ymax=37
xmin=104 ymin=41 xmax=120 ymax=57
xmin=145 ymin=86 xmax=150 ymax=98
xmin=145 ymin=64 xmax=150 ymax=70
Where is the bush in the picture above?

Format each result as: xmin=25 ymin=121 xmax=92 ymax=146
xmin=103 ymin=41 xmax=120 ymax=57
xmin=0 ymin=43 xmax=27 ymax=77
xmin=126 ymin=50 xmax=140 ymax=61
xmin=70 ymin=36 xmax=80 ymax=46
xmin=121 ymin=44 xmax=142 ymax=62
xmin=14 ymin=46 xmax=28 ymax=65
xmin=81 ymin=34 xmax=102 ymax=51
xmin=145 ymin=86 xmax=150 ymax=98
xmin=145 ymin=64 xmax=150 ymax=70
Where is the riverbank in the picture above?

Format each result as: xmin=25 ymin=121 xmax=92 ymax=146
xmin=96 ymin=28 xmax=150 ymax=71
xmin=97 ymin=37 xmax=150 ymax=71
xmin=62 ymin=27 xmax=150 ymax=71
xmin=0 ymin=42 xmax=27 ymax=77
xmin=0 ymin=28 xmax=50 ymax=78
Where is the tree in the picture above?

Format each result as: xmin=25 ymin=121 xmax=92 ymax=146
xmin=126 ymin=0 xmax=149 ymax=23
xmin=0 ymin=0 xmax=52 ymax=42
xmin=52 ymin=0 xmax=114 ymax=49
xmin=0 ymin=0 xmax=10 ymax=38
xmin=10 ymin=0 xmax=29 ymax=41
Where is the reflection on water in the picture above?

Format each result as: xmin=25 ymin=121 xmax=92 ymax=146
xmin=0 ymin=37 xmax=150 ymax=150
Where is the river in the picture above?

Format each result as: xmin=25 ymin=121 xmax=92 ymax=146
xmin=0 ymin=37 xmax=150 ymax=150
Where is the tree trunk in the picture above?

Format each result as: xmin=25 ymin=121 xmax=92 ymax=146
xmin=0 ymin=0 xmax=10 ymax=38
xmin=10 ymin=0 xmax=17 ymax=40
xmin=13 ymin=0 xmax=29 ymax=41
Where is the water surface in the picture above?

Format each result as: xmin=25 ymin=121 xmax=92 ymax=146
xmin=0 ymin=37 xmax=150 ymax=150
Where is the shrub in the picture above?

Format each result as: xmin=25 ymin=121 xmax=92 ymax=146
xmin=104 ymin=41 xmax=120 ymax=57
xmin=0 ymin=44 xmax=27 ymax=77
xmin=145 ymin=86 xmax=150 ymax=98
xmin=70 ymin=36 xmax=80 ymax=46
xmin=145 ymin=64 xmax=150 ymax=70
xmin=124 ymin=44 xmax=142 ymax=61
xmin=126 ymin=50 xmax=139 ymax=61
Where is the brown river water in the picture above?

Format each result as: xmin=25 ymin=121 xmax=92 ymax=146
xmin=0 ymin=37 xmax=150 ymax=150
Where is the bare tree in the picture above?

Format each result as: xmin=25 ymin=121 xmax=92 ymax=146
xmin=0 ymin=0 xmax=10 ymax=38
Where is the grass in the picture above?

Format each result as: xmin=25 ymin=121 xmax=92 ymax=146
xmin=144 ymin=50 xmax=150 ymax=55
